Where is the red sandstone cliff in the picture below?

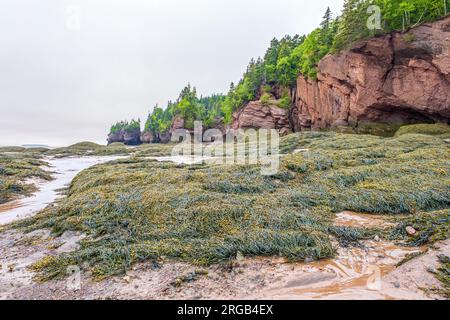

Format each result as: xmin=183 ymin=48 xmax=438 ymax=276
xmin=232 ymin=101 xmax=291 ymax=135
xmin=291 ymin=16 xmax=450 ymax=131
xmin=120 ymin=16 xmax=450 ymax=145
xmin=231 ymin=17 xmax=449 ymax=134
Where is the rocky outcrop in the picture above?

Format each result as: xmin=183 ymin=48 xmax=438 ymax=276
xmin=140 ymin=131 xmax=154 ymax=144
xmin=107 ymin=129 xmax=141 ymax=145
xmin=232 ymin=101 xmax=291 ymax=136
xmin=138 ymin=117 xmax=185 ymax=144
xmin=108 ymin=17 xmax=450 ymax=143
xmin=291 ymin=16 xmax=450 ymax=132
xmin=156 ymin=132 xmax=169 ymax=144
xmin=157 ymin=116 xmax=185 ymax=143
xmin=107 ymin=131 xmax=125 ymax=145
xmin=123 ymin=128 xmax=141 ymax=145
xmin=170 ymin=116 xmax=185 ymax=133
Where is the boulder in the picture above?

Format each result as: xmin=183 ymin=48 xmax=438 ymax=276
xmin=107 ymin=131 xmax=124 ymax=145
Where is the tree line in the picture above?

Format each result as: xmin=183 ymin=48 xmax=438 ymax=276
xmin=110 ymin=0 xmax=448 ymax=138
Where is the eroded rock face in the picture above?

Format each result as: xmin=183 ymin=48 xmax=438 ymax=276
xmin=140 ymin=131 xmax=154 ymax=144
xmin=140 ymin=117 xmax=184 ymax=144
xmin=291 ymin=16 xmax=450 ymax=131
xmin=107 ymin=131 xmax=124 ymax=145
xmin=232 ymin=101 xmax=291 ymax=135
xmin=123 ymin=128 xmax=141 ymax=145
xmin=108 ymin=128 xmax=141 ymax=145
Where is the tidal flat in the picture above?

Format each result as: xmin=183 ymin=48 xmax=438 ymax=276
xmin=0 ymin=128 xmax=449 ymax=299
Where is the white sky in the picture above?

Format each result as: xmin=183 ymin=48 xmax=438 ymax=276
xmin=0 ymin=0 xmax=344 ymax=146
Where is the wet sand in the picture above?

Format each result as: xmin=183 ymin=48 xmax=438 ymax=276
xmin=252 ymin=240 xmax=426 ymax=300
xmin=1 ymin=211 xmax=447 ymax=300
xmin=334 ymin=211 xmax=397 ymax=228
xmin=1 ymin=226 xmax=447 ymax=300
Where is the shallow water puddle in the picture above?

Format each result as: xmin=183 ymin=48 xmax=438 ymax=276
xmin=253 ymin=242 xmax=425 ymax=300
xmin=0 ymin=156 xmax=120 ymax=225
xmin=148 ymin=155 xmax=212 ymax=165
xmin=334 ymin=211 xmax=395 ymax=228
xmin=279 ymin=242 xmax=422 ymax=299
xmin=253 ymin=212 xmax=425 ymax=300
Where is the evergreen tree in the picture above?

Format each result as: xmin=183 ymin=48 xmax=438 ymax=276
xmin=128 ymin=1 xmax=450 ymax=133
xmin=332 ymin=0 xmax=360 ymax=51
xmin=321 ymin=6 xmax=332 ymax=30
xmin=263 ymin=38 xmax=280 ymax=83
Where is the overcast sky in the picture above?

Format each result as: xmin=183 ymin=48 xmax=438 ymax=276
xmin=0 ymin=0 xmax=344 ymax=146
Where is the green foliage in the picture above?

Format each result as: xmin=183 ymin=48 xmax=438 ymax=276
xmin=110 ymin=119 xmax=141 ymax=134
xmin=260 ymin=93 xmax=271 ymax=106
xmin=277 ymin=92 xmax=292 ymax=109
xmin=332 ymin=0 xmax=449 ymax=51
xmin=219 ymin=0 xmax=448 ymax=123
xmin=17 ymin=158 xmax=336 ymax=279
xmin=395 ymin=123 xmax=450 ymax=137
xmin=110 ymin=121 xmax=126 ymax=134
xmin=107 ymin=142 xmax=126 ymax=147
xmin=403 ymin=32 xmax=416 ymax=42
xmin=290 ymin=25 xmax=336 ymax=80
xmin=389 ymin=210 xmax=450 ymax=246
xmin=328 ymin=225 xmax=375 ymax=247
xmin=279 ymin=132 xmax=450 ymax=214
xmin=46 ymin=142 xmax=130 ymax=158
xmin=144 ymin=84 xmax=225 ymax=136
xmin=431 ymin=254 xmax=450 ymax=298
xmin=0 ymin=146 xmax=26 ymax=153
xmin=113 ymin=1 xmax=449 ymax=134
xmin=220 ymin=9 xmax=337 ymax=122
xmin=68 ymin=142 xmax=102 ymax=149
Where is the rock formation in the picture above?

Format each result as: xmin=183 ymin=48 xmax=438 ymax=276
xmin=107 ymin=131 xmax=124 ymax=145
xmin=108 ymin=17 xmax=450 ymax=143
xmin=123 ymin=128 xmax=141 ymax=145
xmin=231 ymin=101 xmax=291 ymax=136
xmin=170 ymin=116 xmax=185 ymax=134
xmin=107 ymin=128 xmax=141 ymax=145
xmin=291 ymin=16 xmax=450 ymax=132
xmin=140 ymin=131 xmax=154 ymax=144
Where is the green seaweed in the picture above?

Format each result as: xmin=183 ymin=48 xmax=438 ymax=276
xmin=8 ymin=131 xmax=450 ymax=281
